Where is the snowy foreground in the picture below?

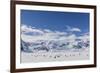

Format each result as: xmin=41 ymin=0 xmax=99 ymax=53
xmin=21 ymin=25 xmax=90 ymax=63
xmin=21 ymin=50 xmax=89 ymax=63
xmin=21 ymin=36 xmax=90 ymax=63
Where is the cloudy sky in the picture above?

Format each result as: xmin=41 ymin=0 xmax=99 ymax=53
xmin=21 ymin=10 xmax=89 ymax=42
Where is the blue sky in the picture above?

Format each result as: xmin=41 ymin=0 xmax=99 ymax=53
xmin=21 ymin=10 xmax=89 ymax=36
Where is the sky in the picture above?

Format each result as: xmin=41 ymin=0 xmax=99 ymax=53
xmin=20 ymin=9 xmax=90 ymax=52
xmin=21 ymin=9 xmax=89 ymax=36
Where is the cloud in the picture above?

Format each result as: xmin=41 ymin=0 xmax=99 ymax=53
xmin=66 ymin=25 xmax=81 ymax=32
xmin=21 ymin=25 xmax=44 ymax=35
xmin=21 ymin=24 xmax=89 ymax=45
xmin=43 ymin=29 xmax=53 ymax=33
xmin=71 ymin=28 xmax=81 ymax=32
xmin=21 ymin=33 xmax=75 ymax=42
xmin=55 ymin=31 xmax=67 ymax=35
xmin=21 ymin=25 xmax=68 ymax=42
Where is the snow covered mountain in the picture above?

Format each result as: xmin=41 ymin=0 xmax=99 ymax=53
xmin=21 ymin=37 xmax=89 ymax=53
xmin=21 ymin=25 xmax=90 ymax=53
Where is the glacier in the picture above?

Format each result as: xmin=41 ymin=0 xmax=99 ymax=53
xmin=21 ymin=25 xmax=90 ymax=53
xmin=21 ymin=38 xmax=89 ymax=53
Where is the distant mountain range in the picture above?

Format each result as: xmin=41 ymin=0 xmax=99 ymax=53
xmin=21 ymin=25 xmax=89 ymax=53
xmin=21 ymin=38 xmax=89 ymax=53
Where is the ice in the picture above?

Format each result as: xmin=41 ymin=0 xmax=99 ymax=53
xmin=21 ymin=38 xmax=89 ymax=53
